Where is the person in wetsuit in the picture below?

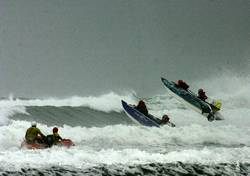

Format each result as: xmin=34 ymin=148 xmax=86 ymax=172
xmin=160 ymin=114 xmax=175 ymax=127
xmin=197 ymin=88 xmax=208 ymax=101
xmin=25 ymin=122 xmax=45 ymax=144
xmin=176 ymin=80 xmax=189 ymax=91
xmin=45 ymin=127 xmax=63 ymax=147
xmin=135 ymin=100 xmax=149 ymax=116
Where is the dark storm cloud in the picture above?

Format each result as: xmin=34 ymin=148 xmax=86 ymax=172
xmin=0 ymin=0 xmax=249 ymax=97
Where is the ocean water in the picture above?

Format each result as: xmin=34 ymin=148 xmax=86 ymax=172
xmin=0 ymin=77 xmax=249 ymax=176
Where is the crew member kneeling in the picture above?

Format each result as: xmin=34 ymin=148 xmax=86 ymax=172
xmin=25 ymin=122 xmax=45 ymax=144
xmin=45 ymin=127 xmax=63 ymax=147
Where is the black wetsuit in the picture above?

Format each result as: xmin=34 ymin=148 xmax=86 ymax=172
xmin=45 ymin=134 xmax=63 ymax=147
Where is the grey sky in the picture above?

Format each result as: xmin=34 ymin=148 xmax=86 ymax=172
xmin=0 ymin=0 xmax=249 ymax=97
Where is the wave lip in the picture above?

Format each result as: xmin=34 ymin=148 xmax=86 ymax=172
xmin=0 ymin=92 xmax=136 ymax=126
xmin=0 ymin=92 xmax=136 ymax=112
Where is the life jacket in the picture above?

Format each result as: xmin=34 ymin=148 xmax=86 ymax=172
xmin=211 ymin=100 xmax=222 ymax=110
xmin=45 ymin=133 xmax=62 ymax=147
xmin=53 ymin=133 xmax=62 ymax=143
xmin=25 ymin=127 xmax=42 ymax=142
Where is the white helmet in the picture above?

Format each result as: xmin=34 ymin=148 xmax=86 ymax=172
xmin=31 ymin=121 xmax=37 ymax=127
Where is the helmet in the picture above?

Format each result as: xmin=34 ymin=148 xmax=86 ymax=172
xmin=178 ymin=80 xmax=183 ymax=84
xmin=31 ymin=121 xmax=37 ymax=127
xmin=139 ymin=100 xmax=145 ymax=104
xmin=198 ymin=89 xmax=204 ymax=93
xmin=162 ymin=114 xmax=169 ymax=121
xmin=53 ymin=127 xmax=58 ymax=133
xmin=138 ymin=100 xmax=145 ymax=106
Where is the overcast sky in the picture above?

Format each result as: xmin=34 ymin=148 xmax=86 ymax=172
xmin=0 ymin=0 xmax=249 ymax=97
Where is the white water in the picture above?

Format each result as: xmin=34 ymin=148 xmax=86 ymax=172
xmin=1 ymin=146 xmax=250 ymax=170
xmin=0 ymin=119 xmax=249 ymax=170
xmin=0 ymin=74 xmax=249 ymax=170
